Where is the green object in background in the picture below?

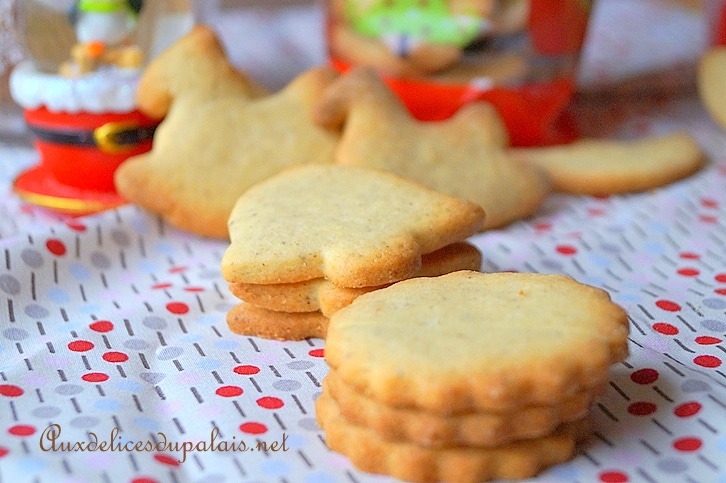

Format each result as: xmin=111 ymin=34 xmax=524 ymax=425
xmin=345 ymin=0 xmax=482 ymax=47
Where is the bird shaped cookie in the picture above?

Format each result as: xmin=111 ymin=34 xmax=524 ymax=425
xmin=114 ymin=26 xmax=340 ymax=239
xmin=313 ymin=66 xmax=551 ymax=230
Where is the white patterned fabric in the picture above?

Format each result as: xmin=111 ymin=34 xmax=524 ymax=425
xmin=2 ymin=1 xmax=726 ymax=483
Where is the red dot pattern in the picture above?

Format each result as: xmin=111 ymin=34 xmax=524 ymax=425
xmin=695 ymin=336 xmax=722 ymax=345
xmin=166 ymin=302 xmax=189 ymax=315
xmin=2 ymin=129 xmax=725 ymax=483
xmin=216 ymin=386 xmax=244 ymax=397
xmin=308 ymin=349 xmax=324 ymax=358
xmin=68 ymin=340 xmax=95 ymax=352
xmin=652 ymin=322 xmax=678 ymax=335
xmin=256 ymin=396 xmax=284 ymax=409
xmin=240 ymin=422 xmax=267 ymax=434
xmin=556 ymin=245 xmax=578 ymax=255
xmin=676 ymin=267 xmax=699 ymax=277
xmin=45 ymin=239 xmax=66 ymax=256
xmin=693 ymin=355 xmax=722 ymax=368
xmin=655 ymin=300 xmax=681 ymax=312
xmin=674 ymin=401 xmax=702 ymax=418
xmin=630 ymin=368 xmax=659 ymax=385
xmin=152 ymin=283 xmax=173 ymax=290
xmin=8 ymin=424 xmax=36 ymax=436
xmin=0 ymin=384 xmax=24 ymax=397
xmin=153 ymin=453 xmax=180 ymax=467
xmin=673 ymin=437 xmax=702 ymax=452
xmin=102 ymin=351 xmax=129 ymax=363
xmin=65 ymin=220 xmax=87 ymax=231
xmin=82 ymin=372 xmax=109 ymax=383
xmin=89 ymin=320 xmax=114 ymax=332
xmin=233 ymin=365 xmax=260 ymax=375
xmin=627 ymin=401 xmax=657 ymax=416
xmin=599 ymin=470 xmax=629 ymax=482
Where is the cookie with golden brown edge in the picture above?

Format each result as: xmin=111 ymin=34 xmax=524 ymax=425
xmin=324 ymin=369 xmax=604 ymax=448
xmin=135 ymin=25 xmax=268 ymax=120
xmin=325 ymin=270 xmax=629 ymax=413
xmin=115 ymin=61 xmax=340 ymax=239
xmin=313 ymin=66 xmax=550 ymax=230
xmin=228 ymin=241 xmax=482 ymax=316
xmin=221 ymin=165 xmax=485 ymax=288
xmin=699 ymin=46 xmax=726 ymax=132
xmin=316 ymin=390 xmax=590 ymax=483
xmin=510 ymin=131 xmax=705 ymax=195
xmin=226 ymin=303 xmax=328 ymax=341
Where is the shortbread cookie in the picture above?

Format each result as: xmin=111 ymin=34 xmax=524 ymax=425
xmin=316 ymin=391 xmax=590 ymax=483
xmin=229 ymin=279 xmax=325 ymax=314
xmin=698 ymin=46 xmax=726 ymax=132
xmin=115 ymin=62 xmax=340 ymax=239
xmin=510 ymin=131 xmax=705 ymax=195
xmin=221 ymin=165 xmax=485 ymax=287
xmin=325 ymin=271 xmax=629 ymax=413
xmin=324 ymin=369 xmax=603 ymax=447
xmin=135 ymin=25 xmax=268 ymax=119
xmin=313 ymin=67 xmax=551 ymax=229
xmin=227 ymin=303 xmax=328 ymax=341
xmin=228 ymin=242 xmax=482 ymax=316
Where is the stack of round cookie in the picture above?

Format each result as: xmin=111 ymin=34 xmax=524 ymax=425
xmin=317 ymin=270 xmax=630 ymax=482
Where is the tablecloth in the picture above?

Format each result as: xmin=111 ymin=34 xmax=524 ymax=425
xmin=1 ymin=1 xmax=726 ymax=482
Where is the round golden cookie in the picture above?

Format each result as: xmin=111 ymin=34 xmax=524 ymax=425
xmin=324 ymin=368 xmax=604 ymax=448
xmin=510 ymin=131 xmax=705 ymax=196
xmin=315 ymin=390 xmax=590 ymax=483
xmin=325 ymin=271 xmax=629 ymax=413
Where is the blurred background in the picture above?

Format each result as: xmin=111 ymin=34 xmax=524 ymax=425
xmin=0 ymin=0 xmax=715 ymax=142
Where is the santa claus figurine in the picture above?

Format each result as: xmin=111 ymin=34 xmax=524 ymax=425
xmin=61 ymin=0 xmax=144 ymax=76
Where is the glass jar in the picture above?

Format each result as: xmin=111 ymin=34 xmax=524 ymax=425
xmin=708 ymin=0 xmax=726 ymax=45
xmin=9 ymin=0 xmax=194 ymax=215
xmin=325 ymin=0 xmax=595 ymax=146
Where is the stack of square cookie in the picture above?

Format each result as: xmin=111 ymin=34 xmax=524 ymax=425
xmin=318 ymin=271 xmax=630 ymax=482
xmin=220 ymin=165 xmax=486 ymax=340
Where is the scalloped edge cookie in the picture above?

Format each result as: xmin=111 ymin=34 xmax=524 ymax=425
xmin=325 ymin=271 xmax=629 ymax=412
xmin=316 ymin=390 xmax=590 ymax=483
xmin=324 ymin=368 xmax=604 ymax=447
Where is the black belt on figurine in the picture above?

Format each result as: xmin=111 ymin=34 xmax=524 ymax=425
xmin=28 ymin=121 xmax=157 ymax=154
